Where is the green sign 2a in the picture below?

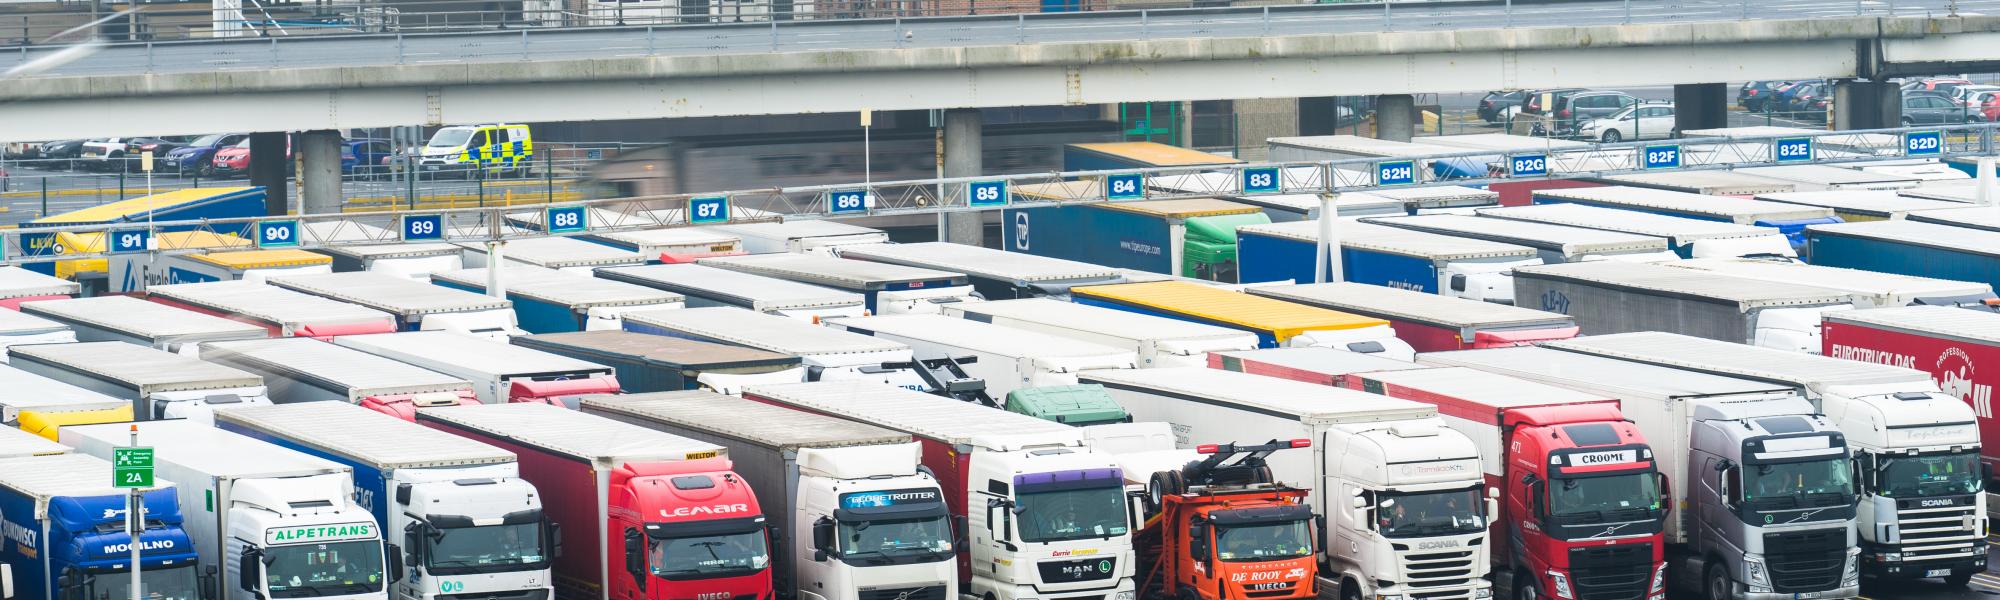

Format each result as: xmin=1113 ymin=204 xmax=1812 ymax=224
xmin=114 ymin=447 xmax=154 ymax=488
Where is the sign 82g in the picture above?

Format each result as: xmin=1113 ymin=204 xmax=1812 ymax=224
xmin=1509 ymin=155 xmax=1548 ymax=177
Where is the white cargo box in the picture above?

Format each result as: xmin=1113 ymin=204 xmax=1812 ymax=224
xmin=20 ymin=295 xmax=267 ymax=354
xmin=942 ymin=298 xmax=1259 ymax=368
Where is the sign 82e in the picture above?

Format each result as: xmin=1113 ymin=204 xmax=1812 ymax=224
xmin=1774 ymin=138 xmax=1813 ymax=163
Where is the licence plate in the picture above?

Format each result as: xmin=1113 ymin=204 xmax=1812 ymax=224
xmin=424 ymin=165 xmax=438 ymax=171
xmin=82 ymin=152 xmax=98 ymax=157
xmin=1927 ymin=568 xmax=1953 ymax=578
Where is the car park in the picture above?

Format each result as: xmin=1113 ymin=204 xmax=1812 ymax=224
xmin=162 ymin=133 xmax=247 ymax=176
xmin=1478 ymin=90 xmax=1525 ymax=123
xmin=1737 ymin=80 xmax=1788 ymax=111
xmin=1904 ymin=94 xmax=1976 ymax=124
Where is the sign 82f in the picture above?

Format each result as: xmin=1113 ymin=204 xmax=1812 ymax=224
xmin=1906 ymin=131 xmax=1944 ymax=156
xmin=1642 ymin=145 xmax=1681 ymax=169
xmin=1105 ymin=174 xmax=1145 ymax=200
xmin=256 ymin=220 xmax=300 ymax=248
xmin=1376 ymin=160 xmax=1417 ymax=186
xmin=689 ymin=196 xmax=730 ymax=224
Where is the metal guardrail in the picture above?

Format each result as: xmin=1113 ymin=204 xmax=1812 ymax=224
xmin=3 ymin=123 xmax=1991 ymax=267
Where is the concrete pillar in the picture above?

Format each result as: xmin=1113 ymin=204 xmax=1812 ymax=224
xmin=1374 ymin=94 xmax=1415 ymax=142
xmin=1673 ymin=83 xmax=1729 ymax=134
xmin=941 ymin=108 xmax=985 ymax=247
xmin=248 ymin=132 xmax=289 ymax=215
xmin=1835 ymin=80 xmax=1902 ymax=130
xmin=298 ymin=130 xmax=343 ymax=215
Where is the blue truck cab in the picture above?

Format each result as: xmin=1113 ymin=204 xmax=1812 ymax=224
xmin=0 ymin=453 xmax=209 ymax=600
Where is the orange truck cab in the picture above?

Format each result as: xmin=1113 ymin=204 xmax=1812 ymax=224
xmin=1138 ymin=439 xmax=1320 ymax=600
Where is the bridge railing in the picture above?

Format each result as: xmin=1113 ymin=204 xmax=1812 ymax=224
xmin=0 ymin=122 xmax=1989 ymax=267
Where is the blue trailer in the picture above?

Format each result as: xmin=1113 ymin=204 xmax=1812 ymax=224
xmin=1532 ymin=185 xmax=1840 ymax=249
xmin=1805 ymin=220 xmax=2000 ymax=292
xmin=19 ymin=187 xmax=266 ymax=274
xmin=1003 ymin=197 xmax=1270 ymax=282
xmin=0 ymin=453 xmax=205 ymax=600
xmin=1061 ymin=142 xmax=1239 ymax=172
xmin=1234 ymin=220 xmax=1538 ymax=303
xmin=431 ymin=264 xmax=685 ymax=333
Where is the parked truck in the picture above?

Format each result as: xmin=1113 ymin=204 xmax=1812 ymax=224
xmin=1072 ymin=367 xmax=1494 ymax=600
xmin=596 ymin=264 xmax=864 ymax=321
xmin=0 ymin=364 xmax=131 ymax=440
xmin=1904 ymin=205 xmax=2000 ymax=233
xmin=822 ymin=314 xmax=1136 ymax=400
xmin=1531 ymin=187 xmax=1839 ymax=250
xmin=10 ymin=341 xmax=272 ymax=423
xmin=0 ymin=453 xmax=208 ymax=600
xmin=63 ymin=419 xmax=396 ymax=600
xmin=1510 ymin=260 xmax=1854 ymax=351
xmin=941 ymin=298 xmax=1259 ymax=368
xmin=511 ymin=331 xmax=803 ymax=394
xmin=0 ymin=426 xmax=67 ymax=458
xmin=1476 ymin=204 xmax=1798 ymax=260
xmin=1362 ymin=214 xmax=1676 ymax=263
xmin=701 ymin=221 xmax=888 ymax=256
xmin=1068 ymin=281 xmax=1414 ymax=359
xmin=1752 ymin=190 xmax=1967 ymax=222
xmin=1662 ymin=258 xmax=1994 ymax=308
xmin=0 ymin=266 xmax=79 ymax=310
xmin=697 ymin=253 xmax=978 ymax=315
xmin=109 ymin=249 xmax=335 ymax=294
xmin=269 ymin=272 xmax=524 ymax=340
xmin=1133 ymin=439 xmax=1319 ymax=600
xmin=214 ymin=402 xmax=556 ymax=600
xmin=432 ymin=264 xmax=685 ymax=333
xmin=334 ymin=331 xmax=619 ymax=407
xmin=1544 ymin=331 xmax=1987 ymax=586
xmin=146 ymin=281 xmax=398 ymax=339
xmin=19 ymin=296 xmax=268 ymax=355
xmin=1206 ymin=347 xmax=1423 ymax=388
xmin=1003 ymin=384 xmax=1132 ymax=427
xmin=1340 ymin=367 xmax=1670 ymax=600
xmin=1247 ymin=282 xmax=1579 ymax=352
xmin=1739 ymin=165 xmax=1920 ymax=191
xmin=0 ymin=309 xmax=74 ymax=358
xmin=580 ymin=391 xmax=957 ymax=600
xmin=737 ymin=380 xmax=1138 ymax=600
xmin=836 ymin=243 xmax=1127 ymax=300
xmin=1804 ymin=220 xmax=2000 ymax=294
xmin=1233 ymin=220 xmax=1540 ymax=303
xmin=197 ymin=338 xmax=479 ymax=419
xmin=1002 ymin=199 xmax=1271 ymax=282
xmin=458 ymin=237 xmax=647 ymax=276
xmin=583 ymin=227 xmax=744 ymax=263
xmin=619 ymin=307 xmax=930 ymax=391
xmin=1417 ymin=346 xmax=1861 ymax=600
xmin=1592 ymin=171 xmax=1795 ymax=197
xmin=1821 ymin=305 xmax=2000 ymax=476
xmin=412 ymin=403 xmax=770 ymax=600
xmin=20 ymin=186 xmax=266 ymax=276
xmin=1061 ymin=141 xmax=1239 ymax=171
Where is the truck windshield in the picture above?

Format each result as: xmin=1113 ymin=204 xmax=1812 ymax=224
xmin=837 ymin=516 xmax=954 ymax=564
xmin=1550 ymin=472 xmax=1661 ymax=523
xmin=1016 ymin=485 xmax=1130 ymax=543
xmin=90 ymin=564 xmax=198 ymax=600
xmin=1215 ymin=520 xmax=1313 ymax=562
xmin=1745 ymin=457 xmax=1854 ymax=513
xmin=1377 ymin=488 xmax=1484 ymax=539
xmin=265 ymin=541 xmax=386 ymax=598
xmin=649 ymin=530 xmax=770 ymax=580
xmin=1878 ymin=451 xmax=1983 ymax=498
xmin=429 ymin=523 xmax=546 ymax=574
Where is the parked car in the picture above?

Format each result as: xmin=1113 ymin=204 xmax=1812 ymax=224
xmin=1548 ymin=90 xmax=1639 ymax=137
xmin=1971 ymin=90 xmax=2000 ymax=122
xmin=1903 ymin=77 xmax=1975 ymax=93
xmin=1766 ymin=79 xmax=1827 ymax=113
xmin=1775 ymin=82 xmax=1831 ymax=117
xmin=38 ymin=139 xmax=85 ymax=162
xmin=1575 ymin=102 xmax=1677 ymax=142
xmin=1737 ymin=80 xmax=1788 ymax=112
xmin=162 ymin=133 xmax=248 ymax=176
xmin=1478 ymin=90 xmax=1525 ymax=123
xmin=1950 ymin=84 xmax=2000 ymax=107
xmin=1519 ymin=87 xmax=1586 ymax=117
xmin=213 ymin=137 xmax=296 ymax=178
xmin=1904 ymin=94 xmax=1977 ymax=125
xmin=1903 ymin=89 xmax=1961 ymax=107
xmin=342 ymin=139 xmax=394 ymax=176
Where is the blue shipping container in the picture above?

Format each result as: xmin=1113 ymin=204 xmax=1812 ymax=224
xmin=1805 ymin=220 xmax=2000 ymax=292
xmin=1234 ymin=220 xmax=1538 ymax=293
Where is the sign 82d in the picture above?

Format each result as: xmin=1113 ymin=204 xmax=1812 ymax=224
xmin=1906 ymin=131 xmax=1944 ymax=156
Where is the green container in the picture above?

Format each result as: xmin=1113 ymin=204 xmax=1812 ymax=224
xmin=1005 ymin=384 xmax=1130 ymax=427
xmin=1183 ymin=212 xmax=1273 ymax=281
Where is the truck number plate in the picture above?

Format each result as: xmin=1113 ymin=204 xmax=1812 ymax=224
xmin=1927 ymin=568 xmax=1952 ymax=578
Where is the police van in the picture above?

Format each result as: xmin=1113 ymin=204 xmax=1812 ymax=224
xmin=418 ymin=124 xmax=534 ymax=177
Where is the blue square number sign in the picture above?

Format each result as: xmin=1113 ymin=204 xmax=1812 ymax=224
xmin=1376 ymin=160 xmax=1416 ymax=186
xmin=402 ymin=215 xmax=444 ymax=241
xmin=1241 ymin=168 xmax=1281 ymax=194
xmin=1105 ymin=174 xmax=1145 ymax=200
xmin=1509 ymin=155 xmax=1548 ymax=177
xmin=1642 ymin=145 xmax=1682 ymax=169
xmin=1906 ymin=131 xmax=1944 ymax=156
xmin=968 ymin=181 xmax=1008 ymax=207
xmin=545 ymin=206 xmax=588 ymax=234
xmin=689 ymin=196 xmax=730 ymax=224
xmin=1774 ymin=138 xmax=1813 ymax=163
xmin=256 ymin=220 xmax=300 ymax=248
xmin=108 ymin=229 xmax=150 ymax=254
xmin=830 ymin=190 xmax=868 ymax=214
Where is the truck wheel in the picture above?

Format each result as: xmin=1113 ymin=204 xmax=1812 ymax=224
xmin=1704 ymin=561 xmax=1731 ymax=600
xmin=1146 ymin=472 xmax=1172 ymax=512
xmin=1514 ymin=570 xmax=1539 ymax=600
xmin=1249 ymin=465 xmax=1274 ymax=484
xmin=1946 ymin=570 xmax=1974 ymax=588
xmin=1340 ymin=578 xmax=1361 ymax=600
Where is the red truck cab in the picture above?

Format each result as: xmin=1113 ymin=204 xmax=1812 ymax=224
xmin=1140 ymin=439 xmax=1319 ymax=600
xmin=511 ymin=377 xmax=625 ymax=407
xmin=611 ymin=458 xmax=774 ymax=600
xmin=361 ymin=390 xmax=481 ymax=421
xmin=1502 ymin=404 xmax=1668 ymax=600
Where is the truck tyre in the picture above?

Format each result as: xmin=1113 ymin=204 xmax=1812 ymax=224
xmin=1514 ymin=570 xmax=1539 ymax=600
xmin=1947 ymin=570 xmax=1974 ymax=588
xmin=1249 ymin=465 xmax=1273 ymax=484
xmin=1340 ymin=578 xmax=1362 ymax=600
xmin=1147 ymin=472 xmax=1173 ymax=512
xmin=1703 ymin=561 xmax=1731 ymax=600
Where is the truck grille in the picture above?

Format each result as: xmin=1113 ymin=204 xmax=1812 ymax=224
xmin=1567 ymin=543 xmax=1652 ymax=600
xmin=1763 ymin=529 xmax=1846 ymax=593
xmin=1243 ymin=582 xmax=1297 ymax=598
xmin=441 ymin=589 xmax=550 ymax=600
xmin=1401 ymin=547 xmax=1477 ymax=593
xmin=1038 ymin=558 xmax=1119 ymax=584
xmin=859 ymin=586 xmax=946 ymax=600
xmin=1895 ymin=495 xmax=1984 ymax=562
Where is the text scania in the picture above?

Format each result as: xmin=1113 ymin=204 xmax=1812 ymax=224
xmin=1829 ymin=345 xmax=1919 ymax=369
xmin=660 ymin=504 xmax=750 ymax=518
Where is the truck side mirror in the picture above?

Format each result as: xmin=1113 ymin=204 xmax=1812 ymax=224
xmin=1530 ymin=483 xmax=1547 ymax=519
xmin=2 ymin=563 xmax=12 ymax=600
xmin=200 ymin=566 xmax=217 ymax=600
xmin=953 ymin=515 xmax=969 ymax=549
xmin=1655 ymin=473 xmax=1672 ymax=518
xmin=622 ymin=529 xmax=647 ymax=592
xmin=985 ymin=498 xmax=1015 ymax=547
xmin=1189 ymin=521 xmax=1210 ymax=563
xmin=811 ymin=517 xmax=835 ymax=561
xmin=548 ymin=522 xmax=564 ymax=559
xmin=238 ymin=548 xmax=263 ymax=593
xmin=403 ymin=527 xmax=422 ymax=569
xmin=384 ymin=543 xmax=404 ymax=583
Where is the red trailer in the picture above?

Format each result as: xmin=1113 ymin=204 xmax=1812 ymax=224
xmin=1822 ymin=305 xmax=2000 ymax=472
xmin=1248 ymin=282 xmax=1578 ymax=352
xmin=1207 ymin=347 xmax=1423 ymax=388
xmin=415 ymin=403 xmax=774 ymax=600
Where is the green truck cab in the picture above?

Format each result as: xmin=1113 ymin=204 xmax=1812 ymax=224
xmin=1004 ymin=384 xmax=1131 ymax=426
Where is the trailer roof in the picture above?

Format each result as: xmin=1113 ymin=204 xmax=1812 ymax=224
xmin=1807 ymin=219 xmax=2000 ymax=257
xmin=1073 ymin=281 xmax=1387 ymax=335
xmin=1824 ymin=305 xmax=2000 ymax=344
xmin=1358 ymin=185 xmax=1499 ymax=207
xmin=1093 ymin=198 xmax=1262 ymax=218
xmin=188 ymin=249 xmax=333 ymax=270
xmin=1078 ymin=367 xmax=1437 ymax=423
xmin=1248 ymin=282 xmax=1576 ymax=329
xmin=621 ymin=307 xmax=905 ymax=356
xmin=1237 ymin=220 xmax=1538 ymax=261
xmin=65 ymin=419 xmax=346 ymax=478
xmin=1422 ymin=133 xmax=1591 ymax=152
xmin=0 ymin=426 xmax=67 ymax=458
xmin=742 ymin=380 xmax=1077 ymax=444
xmin=300 ymin=222 xmax=463 ymax=257
xmin=0 ymin=454 xmax=166 ymax=499
xmin=582 ymin=391 xmax=911 ymax=450
xmin=336 ymin=331 xmax=612 ymax=376
xmin=697 ymin=253 xmax=968 ymax=291
xmin=457 ymin=236 xmax=646 ymax=269
xmin=1752 ymin=190 xmax=1967 ymax=217
xmin=1903 ymin=206 xmax=2000 ymax=233
xmin=21 ymin=296 xmax=269 ymax=341
xmin=269 ymin=272 xmax=511 ymax=316
xmin=1265 ymin=135 xmax=1477 ymax=157
xmin=13 ymin=341 xmax=263 ymax=391
xmin=1067 ymin=141 xmax=1243 ymax=167
xmin=946 ymin=298 xmax=1257 ymax=343
xmin=1544 ymin=331 xmax=1930 ymax=388
xmin=0 ymin=308 xmax=69 ymax=336
xmin=702 ymin=220 xmax=884 ymax=242
xmin=0 ymin=266 xmax=81 ymax=299
xmin=200 ymin=337 xmax=472 ymax=397
xmin=0 ymin=363 xmax=128 ymax=412
xmin=1594 ymin=171 xmax=1796 ymax=196
xmin=829 ymin=314 xmax=1134 ymax=359
xmin=512 ymin=331 xmax=798 ymax=369
xmin=146 ymin=281 xmax=398 ymax=328
xmin=416 ymin=402 xmax=724 ymax=462
xmin=1418 ymin=346 xmax=1799 ymax=397
xmin=1477 ymin=203 xmax=1782 ymax=241
xmin=1344 ymin=367 xmax=1615 ymax=411
xmin=1513 ymin=261 xmax=1852 ymax=308
xmin=1897 ymin=180 xmax=1985 ymax=203
xmin=217 ymin=402 xmax=514 ymax=468
xmin=1362 ymin=214 xmax=1666 ymax=256
xmin=1741 ymin=164 xmax=1919 ymax=187
xmin=838 ymin=242 xmax=1124 ymax=284
xmin=1211 ymin=347 xmax=1426 ymax=377
xmin=1534 ymin=186 xmax=1836 ymax=224
xmin=1664 ymin=258 xmax=1992 ymax=300
xmin=596 ymin=264 xmax=861 ymax=311
xmin=434 ymin=264 xmax=684 ymax=309
xmin=590 ymin=227 xmax=741 ymax=248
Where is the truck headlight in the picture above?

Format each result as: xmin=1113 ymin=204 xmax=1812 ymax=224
xmin=1114 ymin=592 xmax=1134 ymax=600
xmin=1878 ymin=552 xmax=1903 ymax=563
xmin=1650 ymin=563 xmax=1668 ymax=593
xmin=1475 ymin=588 xmax=1492 ymax=599
xmin=1376 ymin=595 xmax=1402 ymax=600
xmin=1843 ymin=548 xmax=1861 ymax=586
xmin=1745 ymin=556 xmax=1770 ymax=588
xmin=1548 ymin=572 xmax=1573 ymax=599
